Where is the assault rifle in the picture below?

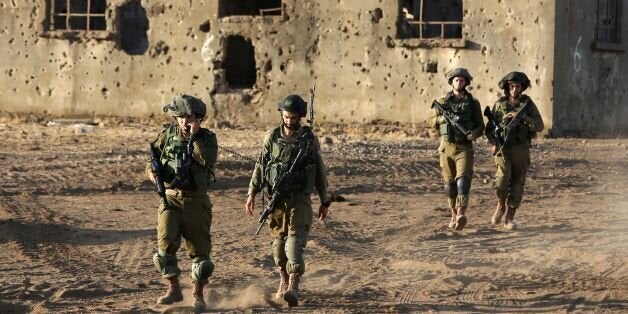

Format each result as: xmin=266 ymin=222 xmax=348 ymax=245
xmin=431 ymin=101 xmax=471 ymax=137
xmin=483 ymin=106 xmax=504 ymax=155
xmin=255 ymin=131 xmax=314 ymax=235
xmin=149 ymin=143 xmax=169 ymax=208
xmin=490 ymin=101 xmax=530 ymax=157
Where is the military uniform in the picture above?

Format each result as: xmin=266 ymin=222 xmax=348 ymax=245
xmin=146 ymin=94 xmax=216 ymax=310
xmin=486 ymin=72 xmax=544 ymax=229
xmin=247 ymin=94 xmax=330 ymax=307
xmin=430 ymin=68 xmax=484 ymax=230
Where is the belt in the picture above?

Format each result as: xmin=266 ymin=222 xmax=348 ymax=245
xmin=165 ymin=189 xmax=206 ymax=197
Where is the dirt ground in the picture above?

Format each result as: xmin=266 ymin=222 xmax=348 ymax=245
xmin=0 ymin=118 xmax=627 ymax=313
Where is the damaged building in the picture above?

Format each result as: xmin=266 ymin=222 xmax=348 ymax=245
xmin=0 ymin=0 xmax=626 ymax=134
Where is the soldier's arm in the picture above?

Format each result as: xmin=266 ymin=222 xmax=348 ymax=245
xmin=191 ymin=130 xmax=218 ymax=169
xmin=247 ymin=131 xmax=272 ymax=196
xmin=145 ymin=130 xmax=167 ymax=179
xmin=313 ymin=136 xmax=331 ymax=205
xmin=524 ymin=100 xmax=545 ymax=132
xmin=471 ymin=98 xmax=485 ymax=139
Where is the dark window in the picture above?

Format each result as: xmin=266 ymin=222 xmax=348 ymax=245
xmin=595 ymin=0 xmax=621 ymax=44
xmin=118 ymin=0 xmax=149 ymax=55
xmin=397 ymin=0 xmax=463 ymax=39
xmin=49 ymin=0 xmax=107 ymax=31
xmin=223 ymin=36 xmax=257 ymax=89
xmin=218 ymin=0 xmax=282 ymax=18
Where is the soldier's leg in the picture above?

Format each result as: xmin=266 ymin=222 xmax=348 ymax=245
xmin=180 ymin=195 xmax=214 ymax=311
xmin=494 ymin=151 xmax=512 ymax=226
xmin=440 ymin=144 xmax=458 ymax=228
xmin=154 ymin=195 xmax=183 ymax=304
xmin=444 ymin=181 xmax=457 ymax=228
xmin=269 ymin=205 xmax=289 ymax=299
xmin=505 ymin=144 xmax=530 ymax=229
xmin=283 ymin=196 xmax=313 ymax=307
xmin=454 ymin=146 xmax=474 ymax=230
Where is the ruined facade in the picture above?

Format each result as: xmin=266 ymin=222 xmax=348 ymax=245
xmin=0 ymin=0 xmax=626 ymax=133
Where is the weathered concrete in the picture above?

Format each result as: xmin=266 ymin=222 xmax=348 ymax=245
xmin=0 ymin=0 xmax=624 ymax=133
xmin=553 ymin=0 xmax=628 ymax=134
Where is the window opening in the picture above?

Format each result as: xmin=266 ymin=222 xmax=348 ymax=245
xmin=595 ymin=0 xmax=621 ymax=44
xmin=49 ymin=0 xmax=107 ymax=31
xmin=218 ymin=0 xmax=283 ymax=18
xmin=397 ymin=0 xmax=462 ymax=39
xmin=223 ymin=36 xmax=257 ymax=89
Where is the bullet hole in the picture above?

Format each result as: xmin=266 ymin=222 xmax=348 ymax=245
xmin=370 ymin=8 xmax=383 ymax=23
xmin=119 ymin=0 xmax=149 ymax=55
xmin=199 ymin=20 xmax=210 ymax=33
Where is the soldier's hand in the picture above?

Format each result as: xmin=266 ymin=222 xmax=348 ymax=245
xmin=466 ymin=131 xmax=474 ymax=141
xmin=187 ymin=119 xmax=201 ymax=135
xmin=149 ymin=173 xmax=156 ymax=184
xmin=505 ymin=111 xmax=517 ymax=119
xmin=491 ymin=145 xmax=497 ymax=155
xmin=436 ymin=115 xmax=447 ymax=124
xmin=245 ymin=195 xmax=255 ymax=216
xmin=318 ymin=204 xmax=329 ymax=221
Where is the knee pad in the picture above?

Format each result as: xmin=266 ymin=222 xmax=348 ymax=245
xmin=153 ymin=252 xmax=181 ymax=279
xmin=456 ymin=176 xmax=471 ymax=194
xmin=191 ymin=258 xmax=215 ymax=284
xmin=444 ymin=182 xmax=457 ymax=198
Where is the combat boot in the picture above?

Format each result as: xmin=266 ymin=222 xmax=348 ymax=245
xmin=282 ymin=273 xmax=300 ymax=307
xmin=157 ymin=276 xmax=183 ymax=304
xmin=275 ymin=267 xmax=289 ymax=299
xmin=454 ymin=206 xmax=467 ymax=231
xmin=192 ymin=282 xmax=206 ymax=312
xmin=448 ymin=208 xmax=457 ymax=228
xmin=504 ymin=207 xmax=517 ymax=230
xmin=491 ymin=198 xmax=506 ymax=225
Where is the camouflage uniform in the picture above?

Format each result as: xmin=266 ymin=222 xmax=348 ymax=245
xmin=146 ymin=94 xmax=217 ymax=309
xmin=429 ymin=68 xmax=485 ymax=230
xmin=486 ymin=72 xmax=544 ymax=229
xmin=247 ymin=95 xmax=331 ymax=306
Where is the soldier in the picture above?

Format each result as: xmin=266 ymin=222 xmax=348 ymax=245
xmin=486 ymin=72 xmax=544 ymax=230
xmin=429 ymin=68 xmax=485 ymax=230
xmin=245 ymin=95 xmax=331 ymax=307
xmin=146 ymin=94 xmax=217 ymax=311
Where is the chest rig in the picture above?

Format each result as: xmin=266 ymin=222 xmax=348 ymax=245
xmin=160 ymin=124 xmax=194 ymax=189
xmin=264 ymin=126 xmax=316 ymax=194
xmin=439 ymin=93 xmax=476 ymax=143
xmin=495 ymin=95 xmax=532 ymax=145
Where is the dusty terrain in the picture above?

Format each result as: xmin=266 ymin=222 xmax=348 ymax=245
xmin=0 ymin=118 xmax=627 ymax=313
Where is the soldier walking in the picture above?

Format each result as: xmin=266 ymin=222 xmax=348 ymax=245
xmin=429 ymin=68 xmax=485 ymax=230
xmin=486 ymin=72 xmax=544 ymax=229
xmin=245 ymin=95 xmax=331 ymax=307
xmin=146 ymin=94 xmax=217 ymax=311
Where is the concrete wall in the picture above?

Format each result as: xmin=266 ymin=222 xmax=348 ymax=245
xmin=1 ymin=0 xmax=556 ymax=129
xmin=0 ymin=0 xmax=214 ymax=116
xmin=553 ymin=0 xmax=628 ymax=134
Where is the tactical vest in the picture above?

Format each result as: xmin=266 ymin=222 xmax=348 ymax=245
xmin=439 ymin=93 xmax=476 ymax=143
xmin=496 ymin=95 xmax=533 ymax=145
xmin=160 ymin=124 xmax=213 ymax=190
xmin=264 ymin=126 xmax=316 ymax=194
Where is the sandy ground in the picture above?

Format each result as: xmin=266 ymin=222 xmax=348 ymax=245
xmin=0 ymin=119 xmax=627 ymax=313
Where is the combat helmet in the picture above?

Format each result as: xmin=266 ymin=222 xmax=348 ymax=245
xmin=163 ymin=94 xmax=207 ymax=119
xmin=498 ymin=71 xmax=531 ymax=91
xmin=277 ymin=95 xmax=307 ymax=117
xmin=446 ymin=68 xmax=473 ymax=86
